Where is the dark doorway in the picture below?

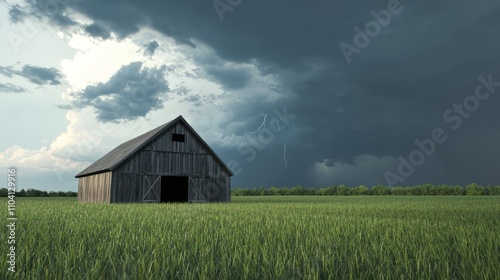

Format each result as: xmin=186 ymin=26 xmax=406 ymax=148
xmin=160 ymin=176 xmax=189 ymax=203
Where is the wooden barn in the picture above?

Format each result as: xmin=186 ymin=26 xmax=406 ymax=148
xmin=75 ymin=116 xmax=233 ymax=203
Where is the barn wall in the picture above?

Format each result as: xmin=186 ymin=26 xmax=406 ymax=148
xmin=78 ymin=172 xmax=112 ymax=203
xmin=110 ymin=171 xmax=141 ymax=203
xmin=111 ymin=121 xmax=231 ymax=203
xmin=143 ymin=121 xmax=210 ymax=154
xmin=189 ymin=175 xmax=230 ymax=202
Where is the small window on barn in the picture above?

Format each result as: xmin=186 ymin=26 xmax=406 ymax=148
xmin=172 ymin=133 xmax=185 ymax=142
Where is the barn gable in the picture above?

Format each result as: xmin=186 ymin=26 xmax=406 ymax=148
xmin=76 ymin=116 xmax=233 ymax=203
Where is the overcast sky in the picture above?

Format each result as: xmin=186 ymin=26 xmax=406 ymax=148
xmin=1 ymin=0 xmax=499 ymax=191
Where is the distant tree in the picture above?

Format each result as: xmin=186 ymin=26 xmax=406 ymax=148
xmin=268 ymin=187 xmax=279 ymax=196
xmin=465 ymin=183 xmax=484 ymax=196
xmin=26 ymin=188 xmax=41 ymax=197
xmin=48 ymin=191 xmax=57 ymax=197
xmin=371 ymin=184 xmax=390 ymax=195
xmin=229 ymin=184 xmax=497 ymax=196
xmin=492 ymin=186 xmax=500 ymax=195
xmin=416 ymin=184 xmax=431 ymax=195
xmin=277 ymin=187 xmax=290 ymax=195
xmin=319 ymin=186 xmax=337 ymax=196
xmin=391 ymin=186 xmax=410 ymax=195
xmin=484 ymin=185 xmax=500 ymax=196
xmin=450 ymin=185 xmax=464 ymax=195
xmin=436 ymin=184 xmax=452 ymax=195
xmin=427 ymin=184 xmax=438 ymax=195
xmin=352 ymin=185 xmax=369 ymax=196
xmin=288 ymin=186 xmax=308 ymax=195
xmin=17 ymin=189 xmax=26 ymax=197
xmin=335 ymin=185 xmax=350 ymax=195
xmin=66 ymin=191 xmax=77 ymax=197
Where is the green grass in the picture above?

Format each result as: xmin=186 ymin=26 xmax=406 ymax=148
xmin=1 ymin=196 xmax=499 ymax=279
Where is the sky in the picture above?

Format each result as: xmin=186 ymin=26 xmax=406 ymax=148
xmin=1 ymin=0 xmax=500 ymax=191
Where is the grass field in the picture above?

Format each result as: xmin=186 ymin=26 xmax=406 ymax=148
xmin=1 ymin=196 xmax=499 ymax=279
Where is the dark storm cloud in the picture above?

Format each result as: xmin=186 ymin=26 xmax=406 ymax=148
xmin=8 ymin=5 xmax=27 ymax=23
xmin=205 ymin=66 xmax=252 ymax=90
xmin=71 ymin=62 xmax=168 ymax=122
xmin=18 ymin=0 xmax=500 ymax=187
xmin=84 ymin=23 xmax=111 ymax=39
xmin=0 ymin=65 xmax=63 ymax=85
xmin=0 ymin=83 xmax=27 ymax=93
xmin=5 ymin=1 xmax=75 ymax=26
xmin=20 ymin=65 xmax=63 ymax=85
xmin=143 ymin=40 xmax=159 ymax=56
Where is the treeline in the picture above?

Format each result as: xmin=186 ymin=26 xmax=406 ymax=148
xmin=232 ymin=183 xmax=500 ymax=196
xmin=0 ymin=188 xmax=77 ymax=197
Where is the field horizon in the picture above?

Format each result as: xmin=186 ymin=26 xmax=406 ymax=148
xmin=1 ymin=196 xmax=499 ymax=279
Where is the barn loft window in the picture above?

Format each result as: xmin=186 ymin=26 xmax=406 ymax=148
xmin=172 ymin=133 xmax=185 ymax=142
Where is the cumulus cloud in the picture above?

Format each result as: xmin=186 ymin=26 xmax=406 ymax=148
xmin=0 ymin=109 xmax=120 ymax=190
xmin=0 ymin=145 xmax=82 ymax=173
xmin=0 ymin=65 xmax=63 ymax=85
xmin=143 ymin=40 xmax=159 ymax=56
xmin=20 ymin=65 xmax=63 ymax=85
xmin=84 ymin=23 xmax=111 ymax=39
xmin=71 ymin=61 xmax=169 ymax=122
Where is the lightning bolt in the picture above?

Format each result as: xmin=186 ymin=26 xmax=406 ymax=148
xmin=251 ymin=113 xmax=267 ymax=134
xmin=283 ymin=143 xmax=287 ymax=168
xmin=272 ymin=120 xmax=281 ymax=131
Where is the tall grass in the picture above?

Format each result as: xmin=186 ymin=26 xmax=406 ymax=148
xmin=1 ymin=196 xmax=499 ymax=279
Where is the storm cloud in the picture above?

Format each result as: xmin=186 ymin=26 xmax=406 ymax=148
xmin=204 ymin=65 xmax=252 ymax=90
xmin=143 ymin=40 xmax=159 ymax=56
xmin=0 ymin=65 xmax=63 ymax=85
xmin=11 ymin=0 xmax=500 ymax=188
xmin=7 ymin=4 xmax=27 ymax=23
xmin=71 ymin=62 xmax=169 ymax=122
xmin=84 ymin=23 xmax=111 ymax=39
xmin=20 ymin=65 xmax=63 ymax=85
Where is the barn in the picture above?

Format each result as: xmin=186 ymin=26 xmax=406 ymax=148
xmin=75 ymin=116 xmax=233 ymax=203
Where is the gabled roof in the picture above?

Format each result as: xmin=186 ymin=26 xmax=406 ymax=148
xmin=75 ymin=116 xmax=234 ymax=178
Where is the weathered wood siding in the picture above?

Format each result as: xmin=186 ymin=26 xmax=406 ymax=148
xmin=78 ymin=172 xmax=112 ymax=203
xmin=189 ymin=175 xmax=231 ymax=202
xmin=110 ymin=121 xmax=231 ymax=203
xmin=143 ymin=121 xmax=210 ymax=154
xmin=110 ymin=171 xmax=141 ymax=203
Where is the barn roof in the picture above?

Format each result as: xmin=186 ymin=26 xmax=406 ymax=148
xmin=75 ymin=116 xmax=234 ymax=178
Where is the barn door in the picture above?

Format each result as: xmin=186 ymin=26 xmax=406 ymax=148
xmin=189 ymin=177 xmax=207 ymax=202
xmin=141 ymin=175 xmax=161 ymax=202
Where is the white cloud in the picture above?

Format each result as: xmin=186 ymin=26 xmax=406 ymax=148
xmin=61 ymin=34 xmax=144 ymax=92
